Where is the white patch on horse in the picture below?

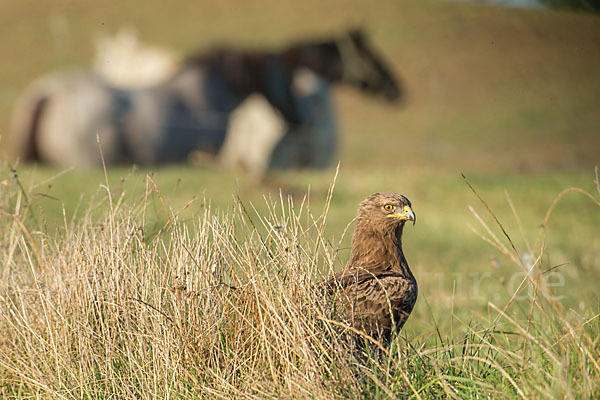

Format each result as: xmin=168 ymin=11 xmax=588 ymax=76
xmin=220 ymin=94 xmax=285 ymax=179
xmin=93 ymin=27 xmax=179 ymax=88
xmin=292 ymin=67 xmax=321 ymax=97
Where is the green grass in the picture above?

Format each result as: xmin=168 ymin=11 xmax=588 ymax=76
xmin=0 ymin=164 xmax=599 ymax=398
xmin=5 ymin=162 xmax=599 ymax=327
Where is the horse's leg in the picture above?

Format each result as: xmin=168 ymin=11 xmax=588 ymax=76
xmin=221 ymin=94 xmax=285 ymax=177
xmin=300 ymin=93 xmax=338 ymax=168
xmin=270 ymin=78 xmax=337 ymax=169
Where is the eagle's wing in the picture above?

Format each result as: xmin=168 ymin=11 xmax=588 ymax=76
xmin=321 ymin=267 xmax=402 ymax=294
xmin=320 ymin=267 xmax=417 ymax=338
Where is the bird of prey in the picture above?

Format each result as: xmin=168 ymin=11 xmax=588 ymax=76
xmin=322 ymin=192 xmax=417 ymax=342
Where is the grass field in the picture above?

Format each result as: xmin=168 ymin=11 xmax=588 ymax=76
xmin=1 ymin=0 xmax=599 ymax=398
xmin=1 ymin=165 xmax=599 ymax=398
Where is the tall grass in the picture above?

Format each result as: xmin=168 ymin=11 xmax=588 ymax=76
xmin=0 ymin=166 xmax=599 ymax=399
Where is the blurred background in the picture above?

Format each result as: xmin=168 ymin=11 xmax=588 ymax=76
xmin=1 ymin=0 xmax=599 ymax=172
xmin=0 ymin=0 xmax=599 ymax=331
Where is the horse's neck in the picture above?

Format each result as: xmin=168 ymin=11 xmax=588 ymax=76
xmin=283 ymin=43 xmax=343 ymax=83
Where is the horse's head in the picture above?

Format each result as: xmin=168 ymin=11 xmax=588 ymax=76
xmin=284 ymin=29 xmax=403 ymax=103
xmin=338 ymin=29 xmax=402 ymax=102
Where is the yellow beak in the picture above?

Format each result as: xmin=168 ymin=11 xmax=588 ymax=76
xmin=387 ymin=205 xmax=416 ymax=225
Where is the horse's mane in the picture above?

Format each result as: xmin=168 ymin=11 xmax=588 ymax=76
xmin=179 ymin=47 xmax=277 ymax=95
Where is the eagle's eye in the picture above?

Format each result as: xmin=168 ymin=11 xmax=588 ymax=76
xmin=384 ymin=204 xmax=394 ymax=211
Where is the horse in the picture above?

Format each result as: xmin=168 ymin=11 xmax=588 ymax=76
xmin=9 ymin=48 xmax=303 ymax=166
xmin=222 ymin=29 xmax=403 ymax=175
xmin=9 ymin=29 xmax=402 ymax=167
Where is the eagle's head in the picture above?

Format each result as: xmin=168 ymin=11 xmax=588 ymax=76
xmin=356 ymin=192 xmax=416 ymax=236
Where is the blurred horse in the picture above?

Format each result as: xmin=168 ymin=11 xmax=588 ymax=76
xmin=222 ymin=29 xmax=402 ymax=176
xmin=9 ymin=29 xmax=401 ymax=167
xmin=220 ymin=69 xmax=337 ymax=178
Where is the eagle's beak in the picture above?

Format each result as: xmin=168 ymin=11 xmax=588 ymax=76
xmin=388 ymin=205 xmax=416 ymax=225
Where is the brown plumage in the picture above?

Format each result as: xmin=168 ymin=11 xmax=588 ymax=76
xmin=322 ymin=192 xmax=418 ymax=342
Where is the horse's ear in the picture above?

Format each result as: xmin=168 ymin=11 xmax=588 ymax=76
xmin=348 ymin=27 xmax=367 ymax=45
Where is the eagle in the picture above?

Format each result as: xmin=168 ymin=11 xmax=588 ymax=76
xmin=321 ymin=192 xmax=417 ymax=342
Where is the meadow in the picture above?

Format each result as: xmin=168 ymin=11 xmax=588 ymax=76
xmin=1 ymin=0 xmax=599 ymax=398
xmin=1 ymin=163 xmax=599 ymax=398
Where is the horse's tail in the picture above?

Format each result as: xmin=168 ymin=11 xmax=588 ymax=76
xmin=7 ymin=78 xmax=53 ymax=162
